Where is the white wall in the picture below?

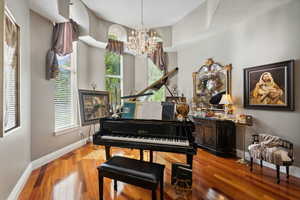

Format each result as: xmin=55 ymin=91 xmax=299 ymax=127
xmin=30 ymin=11 xmax=91 ymax=161
xmin=87 ymin=46 xmax=106 ymax=90
xmin=0 ymin=0 xmax=31 ymax=199
xmin=77 ymin=40 xmax=90 ymax=89
xmin=177 ymin=0 xmax=300 ymax=166
xmin=123 ymin=53 xmax=135 ymax=96
xmin=134 ymin=56 xmax=148 ymax=92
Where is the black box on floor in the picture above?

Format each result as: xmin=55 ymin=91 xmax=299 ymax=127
xmin=171 ymin=163 xmax=192 ymax=188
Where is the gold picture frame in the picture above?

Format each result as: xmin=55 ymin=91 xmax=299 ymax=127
xmin=192 ymin=58 xmax=232 ymax=111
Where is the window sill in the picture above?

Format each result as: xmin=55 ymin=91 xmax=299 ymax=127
xmin=54 ymin=125 xmax=80 ymax=136
xmin=2 ymin=126 xmax=21 ymax=138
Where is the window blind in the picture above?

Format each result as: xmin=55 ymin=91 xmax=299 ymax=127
xmin=54 ymin=55 xmax=75 ymax=131
xmin=4 ymin=43 xmax=18 ymax=132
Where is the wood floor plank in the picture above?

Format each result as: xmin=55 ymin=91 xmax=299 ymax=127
xmin=19 ymin=144 xmax=300 ymax=200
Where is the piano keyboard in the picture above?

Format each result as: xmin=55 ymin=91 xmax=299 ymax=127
xmin=101 ymin=135 xmax=190 ymax=147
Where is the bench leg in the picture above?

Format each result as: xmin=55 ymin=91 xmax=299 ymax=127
xmin=160 ymin=172 xmax=164 ymax=200
xmin=150 ymin=150 xmax=153 ymax=163
xmin=286 ymin=166 xmax=290 ymax=179
xmin=140 ymin=149 xmax=144 ymax=161
xmin=105 ymin=146 xmax=111 ymax=160
xmin=250 ymin=157 xmax=253 ymax=172
xmin=98 ymin=175 xmax=103 ymax=200
xmin=276 ymin=165 xmax=280 ymax=184
xmin=114 ymin=180 xmax=117 ymax=192
xmin=152 ymin=190 xmax=157 ymax=200
xmin=260 ymin=160 xmax=263 ymax=168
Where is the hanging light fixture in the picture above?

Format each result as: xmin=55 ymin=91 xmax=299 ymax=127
xmin=127 ymin=0 xmax=160 ymax=56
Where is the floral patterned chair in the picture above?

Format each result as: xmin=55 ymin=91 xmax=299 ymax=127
xmin=248 ymin=134 xmax=294 ymax=184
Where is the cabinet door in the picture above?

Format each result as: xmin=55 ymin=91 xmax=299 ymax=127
xmin=193 ymin=125 xmax=203 ymax=145
xmin=202 ymin=125 xmax=216 ymax=147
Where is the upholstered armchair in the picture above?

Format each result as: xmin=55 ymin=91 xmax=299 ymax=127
xmin=248 ymin=134 xmax=294 ymax=184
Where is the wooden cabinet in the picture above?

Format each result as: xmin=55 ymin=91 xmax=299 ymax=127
xmin=193 ymin=117 xmax=236 ymax=156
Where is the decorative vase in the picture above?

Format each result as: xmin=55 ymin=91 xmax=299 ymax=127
xmin=176 ymin=103 xmax=190 ymax=121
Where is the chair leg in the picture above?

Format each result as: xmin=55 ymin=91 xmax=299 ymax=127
xmin=260 ymin=160 xmax=263 ymax=168
xmin=276 ymin=165 xmax=280 ymax=184
xmin=286 ymin=166 xmax=290 ymax=179
xmin=114 ymin=179 xmax=117 ymax=192
xmin=250 ymin=157 xmax=253 ymax=172
xmin=99 ymin=175 xmax=104 ymax=200
xmin=152 ymin=189 xmax=157 ymax=200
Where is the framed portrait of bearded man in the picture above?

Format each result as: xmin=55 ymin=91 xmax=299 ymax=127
xmin=244 ymin=60 xmax=294 ymax=111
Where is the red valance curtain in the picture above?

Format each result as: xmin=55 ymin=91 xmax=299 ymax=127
xmin=106 ymin=39 xmax=124 ymax=55
xmin=148 ymin=42 xmax=167 ymax=72
xmin=46 ymin=19 xmax=79 ymax=80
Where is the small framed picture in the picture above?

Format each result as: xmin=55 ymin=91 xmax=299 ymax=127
xmin=78 ymin=90 xmax=110 ymax=126
xmin=244 ymin=60 xmax=294 ymax=111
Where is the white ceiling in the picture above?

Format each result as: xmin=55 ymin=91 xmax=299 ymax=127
xmin=30 ymin=0 xmax=67 ymax=22
xmin=81 ymin=0 xmax=206 ymax=28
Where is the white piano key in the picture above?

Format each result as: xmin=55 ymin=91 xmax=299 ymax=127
xmin=101 ymin=135 xmax=190 ymax=147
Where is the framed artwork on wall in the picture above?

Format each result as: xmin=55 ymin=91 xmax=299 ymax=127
xmin=1 ymin=7 xmax=21 ymax=137
xmin=192 ymin=58 xmax=232 ymax=111
xmin=244 ymin=60 xmax=294 ymax=111
xmin=78 ymin=90 xmax=110 ymax=126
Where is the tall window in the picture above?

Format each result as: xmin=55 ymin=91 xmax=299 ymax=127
xmin=4 ymin=10 xmax=20 ymax=133
xmin=105 ymin=35 xmax=123 ymax=107
xmin=148 ymin=59 xmax=165 ymax=102
xmin=54 ymin=47 xmax=78 ymax=132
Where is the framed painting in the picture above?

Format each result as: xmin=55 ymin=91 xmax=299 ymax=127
xmin=244 ymin=60 xmax=294 ymax=111
xmin=1 ymin=7 xmax=21 ymax=136
xmin=78 ymin=90 xmax=110 ymax=126
xmin=192 ymin=58 xmax=232 ymax=111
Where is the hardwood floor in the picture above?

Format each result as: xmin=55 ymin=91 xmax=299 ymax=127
xmin=19 ymin=144 xmax=300 ymax=200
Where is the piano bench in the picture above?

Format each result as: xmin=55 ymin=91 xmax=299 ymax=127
xmin=97 ymin=156 xmax=165 ymax=200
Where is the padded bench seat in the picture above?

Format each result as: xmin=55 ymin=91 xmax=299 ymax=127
xmin=97 ymin=156 xmax=165 ymax=200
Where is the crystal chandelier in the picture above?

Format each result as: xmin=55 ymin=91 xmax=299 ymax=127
xmin=127 ymin=0 xmax=159 ymax=56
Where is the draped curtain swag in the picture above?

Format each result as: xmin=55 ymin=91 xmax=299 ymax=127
xmin=148 ymin=42 xmax=167 ymax=72
xmin=5 ymin=15 xmax=18 ymax=69
xmin=46 ymin=19 xmax=79 ymax=80
xmin=106 ymin=39 xmax=124 ymax=55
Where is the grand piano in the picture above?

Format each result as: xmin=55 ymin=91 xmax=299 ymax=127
xmin=93 ymin=67 xmax=197 ymax=167
xmin=93 ymin=118 xmax=197 ymax=167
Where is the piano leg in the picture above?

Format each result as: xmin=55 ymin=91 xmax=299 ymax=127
xmin=186 ymin=154 xmax=193 ymax=169
xmin=150 ymin=150 xmax=153 ymax=163
xmin=140 ymin=149 xmax=144 ymax=161
xmin=105 ymin=146 xmax=111 ymax=160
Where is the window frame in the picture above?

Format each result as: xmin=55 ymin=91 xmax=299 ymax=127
xmin=2 ymin=7 xmax=20 ymax=136
xmin=54 ymin=42 xmax=79 ymax=134
xmin=105 ymin=54 xmax=124 ymax=104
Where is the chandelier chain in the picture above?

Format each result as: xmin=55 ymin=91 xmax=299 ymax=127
xmin=141 ymin=0 xmax=144 ymax=26
xmin=127 ymin=0 xmax=160 ymax=56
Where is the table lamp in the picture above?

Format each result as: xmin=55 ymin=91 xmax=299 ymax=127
xmin=219 ymin=94 xmax=233 ymax=117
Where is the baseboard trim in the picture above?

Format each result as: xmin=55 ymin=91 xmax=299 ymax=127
xmin=7 ymin=137 xmax=90 ymax=200
xmin=236 ymin=149 xmax=300 ymax=178
xmin=7 ymin=163 xmax=32 ymax=200
xmin=31 ymin=138 xmax=89 ymax=170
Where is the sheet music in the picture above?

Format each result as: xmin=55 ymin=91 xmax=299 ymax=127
xmin=135 ymin=101 xmax=162 ymax=120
